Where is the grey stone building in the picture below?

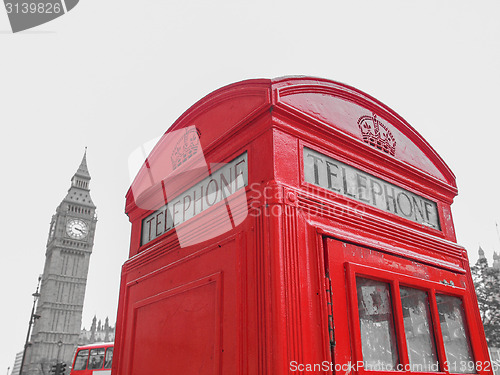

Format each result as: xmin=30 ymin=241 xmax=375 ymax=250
xmin=78 ymin=316 xmax=115 ymax=345
xmin=11 ymin=351 xmax=23 ymax=375
xmin=23 ymin=151 xmax=97 ymax=375
xmin=478 ymin=246 xmax=500 ymax=269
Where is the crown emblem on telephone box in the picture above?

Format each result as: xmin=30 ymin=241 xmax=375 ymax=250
xmin=171 ymin=127 xmax=202 ymax=170
xmin=357 ymin=113 xmax=396 ymax=156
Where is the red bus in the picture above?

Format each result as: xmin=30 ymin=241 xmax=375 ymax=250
xmin=70 ymin=342 xmax=113 ymax=375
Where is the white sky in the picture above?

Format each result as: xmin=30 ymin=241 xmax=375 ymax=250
xmin=1 ymin=0 xmax=499 ymax=372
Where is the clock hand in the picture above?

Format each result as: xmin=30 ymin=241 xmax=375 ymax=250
xmin=74 ymin=227 xmax=83 ymax=233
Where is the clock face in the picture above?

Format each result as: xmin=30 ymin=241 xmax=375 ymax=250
xmin=66 ymin=219 xmax=88 ymax=239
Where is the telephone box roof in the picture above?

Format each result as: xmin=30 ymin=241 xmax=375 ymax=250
xmin=127 ymin=77 xmax=456 ymax=208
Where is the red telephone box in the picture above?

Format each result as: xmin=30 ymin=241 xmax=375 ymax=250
xmin=113 ymin=77 xmax=492 ymax=375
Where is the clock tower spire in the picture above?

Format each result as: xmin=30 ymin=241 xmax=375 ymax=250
xmin=70 ymin=147 xmax=91 ymax=189
xmin=24 ymin=150 xmax=98 ymax=375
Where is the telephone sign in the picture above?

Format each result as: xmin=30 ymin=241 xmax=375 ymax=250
xmin=304 ymin=147 xmax=440 ymax=229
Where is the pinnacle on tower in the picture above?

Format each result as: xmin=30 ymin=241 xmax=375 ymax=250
xmin=75 ymin=147 xmax=91 ymax=179
xmin=70 ymin=148 xmax=91 ymax=190
xmin=493 ymin=251 xmax=500 ymax=269
xmin=478 ymin=246 xmax=485 ymax=259
xmin=63 ymin=149 xmax=96 ymax=209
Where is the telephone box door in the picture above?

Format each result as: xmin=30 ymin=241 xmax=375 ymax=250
xmin=325 ymin=238 xmax=489 ymax=375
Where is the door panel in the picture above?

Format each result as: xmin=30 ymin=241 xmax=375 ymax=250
xmin=324 ymin=238 xmax=486 ymax=375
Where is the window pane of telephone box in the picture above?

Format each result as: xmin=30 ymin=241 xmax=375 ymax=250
xmin=436 ymin=294 xmax=475 ymax=373
xmin=400 ymin=286 xmax=439 ymax=372
xmin=356 ymin=277 xmax=399 ymax=371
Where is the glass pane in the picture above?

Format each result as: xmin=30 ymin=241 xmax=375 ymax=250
xmin=73 ymin=349 xmax=89 ymax=371
xmin=88 ymin=347 xmax=105 ymax=369
xmin=436 ymin=294 xmax=475 ymax=373
xmin=356 ymin=277 xmax=399 ymax=371
xmin=104 ymin=347 xmax=114 ymax=369
xmin=400 ymin=287 xmax=439 ymax=372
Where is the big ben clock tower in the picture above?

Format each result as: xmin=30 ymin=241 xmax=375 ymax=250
xmin=25 ymin=150 xmax=97 ymax=375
